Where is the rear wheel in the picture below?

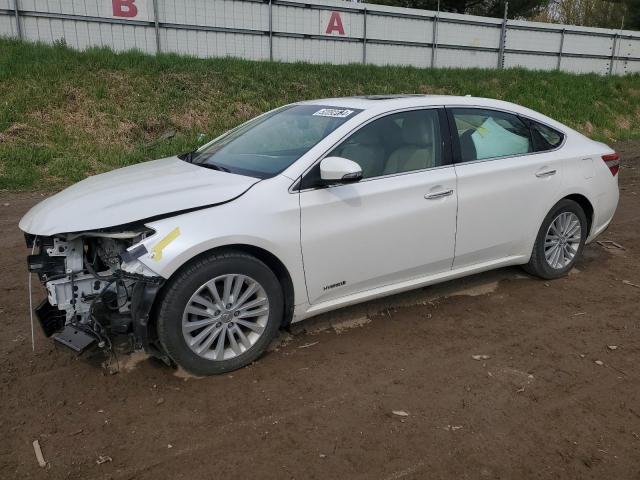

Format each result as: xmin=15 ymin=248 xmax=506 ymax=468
xmin=524 ymin=199 xmax=587 ymax=279
xmin=156 ymin=251 xmax=283 ymax=375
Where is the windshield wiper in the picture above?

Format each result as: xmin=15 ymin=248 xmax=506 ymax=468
xmin=179 ymin=150 xmax=231 ymax=173
xmin=195 ymin=162 xmax=232 ymax=173
xmin=178 ymin=150 xmax=198 ymax=163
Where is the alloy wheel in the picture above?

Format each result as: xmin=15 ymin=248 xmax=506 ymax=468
xmin=544 ymin=211 xmax=582 ymax=269
xmin=182 ymin=274 xmax=269 ymax=361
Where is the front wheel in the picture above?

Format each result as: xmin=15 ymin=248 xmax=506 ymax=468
xmin=524 ymin=199 xmax=588 ymax=279
xmin=156 ymin=251 xmax=283 ymax=375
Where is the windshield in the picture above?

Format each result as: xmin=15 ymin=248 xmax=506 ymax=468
xmin=188 ymin=105 xmax=362 ymax=179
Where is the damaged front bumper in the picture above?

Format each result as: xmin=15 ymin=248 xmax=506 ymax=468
xmin=26 ymin=231 xmax=169 ymax=362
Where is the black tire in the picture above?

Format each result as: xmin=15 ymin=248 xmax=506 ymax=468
xmin=156 ymin=251 xmax=283 ymax=376
xmin=524 ymin=199 xmax=588 ymax=279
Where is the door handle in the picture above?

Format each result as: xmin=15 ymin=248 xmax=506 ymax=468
xmin=424 ymin=189 xmax=454 ymax=200
xmin=536 ymin=169 xmax=557 ymax=178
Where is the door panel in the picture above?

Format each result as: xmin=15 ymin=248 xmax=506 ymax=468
xmin=300 ymin=168 xmax=458 ymax=304
xmin=453 ymin=155 xmax=562 ymax=267
xmin=448 ymin=108 xmax=564 ymax=268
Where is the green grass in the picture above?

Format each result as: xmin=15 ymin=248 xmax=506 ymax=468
xmin=1 ymin=37 xmax=639 ymax=190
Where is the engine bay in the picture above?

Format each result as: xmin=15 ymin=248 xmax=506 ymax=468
xmin=26 ymin=229 xmax=166 ymax=359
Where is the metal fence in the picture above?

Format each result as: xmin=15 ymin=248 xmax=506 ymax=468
xmin=1 ymin=0 xmax=639 ymax=75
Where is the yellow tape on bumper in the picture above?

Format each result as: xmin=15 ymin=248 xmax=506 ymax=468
xmin=150 ymin=227 xmax=180 ymax=261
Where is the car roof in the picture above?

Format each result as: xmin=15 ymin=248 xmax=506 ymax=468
xmin=299 ymin=94 xmax=517 ymax=111
xmin=298 ymin=94 xmax=449 ymax=110
xmin=296 ymin=95 xmax=567 ymax=132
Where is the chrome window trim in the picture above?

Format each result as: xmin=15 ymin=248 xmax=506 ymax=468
xmin=288 ymin=105 xmax=449 ymax=194
xmin=288 ymin=103 xmax=567 ymax=193
xmin=448 ymin=146 xmax=566 ymax=167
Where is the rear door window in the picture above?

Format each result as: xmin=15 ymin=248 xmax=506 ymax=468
xmin=450 ymin=108 xmax=532 ymax=162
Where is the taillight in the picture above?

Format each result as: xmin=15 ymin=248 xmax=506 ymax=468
xmin=602 ymin=153 xmax=620 ymax=176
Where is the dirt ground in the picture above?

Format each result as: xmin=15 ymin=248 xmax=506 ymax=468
xmin=1 ymin=143 xmax=639 ymax=480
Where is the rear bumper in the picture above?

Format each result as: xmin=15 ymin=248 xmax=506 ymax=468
xmin=587 ymin=186 xmax=619 ymax=243
xmin=586 ymin=218 xmax=612 ymax=244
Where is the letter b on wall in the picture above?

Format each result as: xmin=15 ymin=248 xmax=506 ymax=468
xmin=110 ymin=0 xmax=149 ymax=20
xmin=112 ymin=0 xmax=138 ymax=17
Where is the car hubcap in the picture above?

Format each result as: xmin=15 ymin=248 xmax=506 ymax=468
xmin=544 ymin=212 xmax=581 ymax=269
xmin=182 ymin=274 xmax=269 ymax=361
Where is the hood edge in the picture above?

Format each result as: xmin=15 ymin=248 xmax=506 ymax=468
xmin=26 ymin=180 xmax=261 ymax=236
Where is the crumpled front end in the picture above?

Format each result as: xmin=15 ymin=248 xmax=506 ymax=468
xmin=26 ymin=227 xmax=168 ymax=361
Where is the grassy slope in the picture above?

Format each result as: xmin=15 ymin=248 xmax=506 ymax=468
xmin=1 ymin=38 xmax=639 ymax=190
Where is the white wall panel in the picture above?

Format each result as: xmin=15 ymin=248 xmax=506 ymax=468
xmin=272 ymin=5 xmax=312 ymax=36
xmin=273 ymin=36 xmax=361 ymax=64
xmin=618 ymin=38 xmax=640 ymax=58
xmin=561 ymin=56 xmax=609 ymax=74
xmin=505 ymin=28 xmax=561 ymax=53
xmin=504 ymin=52 xmax=556 ymax=71
xmin=20 ymin=16 xmax=155 ymax=52
xmin=563 ymin=33 xmax=613 ymax=56
xmin=0 ymin=14 xmax=17 ymax=38
xmin=618 ymin=59 xmax=640 ymax=74
xmin=49 ymin=18 xmax=66 ymax=41
xmin=367 ymin=13 xmax=432 ymax=44
xmin=367 ymin=43 xmax=431 ymax=68
xmin=438 ymin=21 xmax=500 ymax=48
xmin=158 ymin=0 xmax=267 ymax=31
xmin=611 ymin=58 xmax=623 ymax=75
xmin=161 ymin=27 xmax=268 ymax=60
xmin=1 ymin=0 xmax=639 ymax=75
xmin=436 ymin=49 xmax=497 ymax=69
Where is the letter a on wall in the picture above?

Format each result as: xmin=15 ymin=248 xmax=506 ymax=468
xmin=325 ymin=12 xmax=345 ymax=35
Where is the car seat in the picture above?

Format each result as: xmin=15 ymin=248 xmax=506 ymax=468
xmin=338 ymin=128 xmax=385 ymax=178
xmin=384 ymin=118 xmax=435 ymax=175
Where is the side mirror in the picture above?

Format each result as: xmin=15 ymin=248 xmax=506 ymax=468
xmin=319 ymin=157 xmax=363 ymax=185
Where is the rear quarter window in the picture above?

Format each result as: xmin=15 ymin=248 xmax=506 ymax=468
xmin=528 ymin=120 xmax=564 ymax=152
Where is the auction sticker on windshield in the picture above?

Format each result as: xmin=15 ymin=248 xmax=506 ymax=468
xmin=313 ymin=108 xmax=354 ymax=118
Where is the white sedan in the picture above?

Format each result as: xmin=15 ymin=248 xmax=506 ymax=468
xmin=20 ymin=95 xmax=620 ymax=375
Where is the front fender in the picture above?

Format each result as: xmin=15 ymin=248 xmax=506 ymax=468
xmin=131 ymin=178 xmax=306 ymax=305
